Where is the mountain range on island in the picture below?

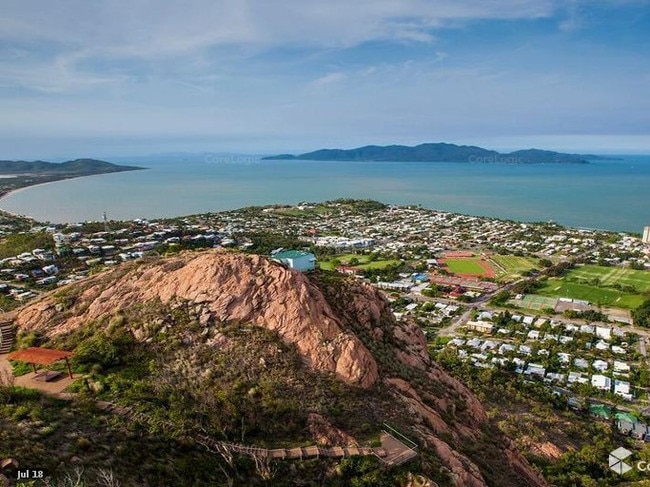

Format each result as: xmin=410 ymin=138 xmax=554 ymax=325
xmin=262 ymin=143 xmax=614 ymax=164
xmin=0 ymin=158 xmax=143 ymax=175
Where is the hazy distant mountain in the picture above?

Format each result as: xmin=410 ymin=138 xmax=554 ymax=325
xmin=262 ymin=143 xmax=612 ymax=164
xmin=0 ymin=158 xmax=143 ymax=174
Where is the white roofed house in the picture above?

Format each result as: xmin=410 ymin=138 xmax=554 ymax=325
xmin=573 ymin=358 xmax=589 ymax=369
xmin=614 ymin=380 xmax=632 ymax=400
xmin=580 ymin=324 xmax=595 ymax=334
xmin=593 ymin=359 xmax=608 ymax=372
xmin=568 ymin=371 xmax=588 ymax=384
xmin=591 ymin=374 xmax=612 ymax=391
xmin=527 ymin=330 xmax=540 ymax=341
xmin=594 ymin=340 xmax=609 ymax=351
xmin=613 ymin=361 xmax=631 ymax=374
xmin=596 ymin=326 xmax=612 ymax=340
xmin=525 ymin=363 xmax=546 ymax=377
xmin=512 ymin=358 xmax=525 ymax=374
xmin=545 ymin=372 xmax=565 ymax=383
xmin=481 ymin=340 xmax=498 ymax=351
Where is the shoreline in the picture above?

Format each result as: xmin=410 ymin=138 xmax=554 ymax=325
xmin=0 ymin=184 xmax=628 ymax=236
xmin=0 ymin=161 xmax=642 ymax=234
xmin=0 ymin=169 xmax=145 ymax=222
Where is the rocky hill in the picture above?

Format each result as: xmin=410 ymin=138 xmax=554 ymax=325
xmin=5 ymin=250 xmax=548 ymax=486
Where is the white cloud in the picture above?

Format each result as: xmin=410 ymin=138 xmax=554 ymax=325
xmin=1 ymin=1 xmax=559 ymax=54
xmin=0 ymin=50 xmax=126 ymax=92
xmin=0 ymin=0 xmax=564 ymax=93
xmin=309 ymin=72 xmax=348 ymax=87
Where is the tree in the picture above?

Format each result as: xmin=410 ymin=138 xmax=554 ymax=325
xmin=633 ymin=298 xmax=650 ymax=328
xmin=490 ymin=291 xmax=511 ymax=306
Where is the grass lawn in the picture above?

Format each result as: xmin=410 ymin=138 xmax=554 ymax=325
xmin=319 ymin=260 xmax=338 ymax=270
xmin=444 ymin=258 xmax=488 ymax=276
xmin=318 ymin=254 xmax=401 ymax=271
xmin=567 ymin=265 xmax=650 ymax=292
xmin=272 ymin=205 xmax=333 ymax=218
xmin=490 ymin=255 xmax=539 ymax=275
xmin=537 ymin=279 xmax=645 ymax=309
xmin=358 ymin=259 xmax=401 ymax=270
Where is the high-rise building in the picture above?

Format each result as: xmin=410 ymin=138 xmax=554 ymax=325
xmin=643 ymin=226 xmax=650 ymax=244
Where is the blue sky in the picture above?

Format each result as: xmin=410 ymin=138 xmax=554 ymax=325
xmin=1 ymin=0 xmax=649 ymax=158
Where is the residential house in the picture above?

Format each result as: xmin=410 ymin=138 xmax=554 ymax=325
xmin=617 ymin=419 xmax=635 ymax=436
xmin=573 ymin=358 xmax=589 ymax=369
xmin=518 ymin=345 xmax=532 ymax=356
xmin=631 ymin=423 xmax=650 ymax=441
xmin=545 ymin=372 xmax=565 ymax=383
xmin=591 ymin=374 xmax=612 ymax=391
xmin=466 ymin=321 xmax=494 ymax=334
xmin=527 ymin=330 xmax=540 ymax=340
xmin=596 ymin=326 xmax=612 ymax=340
xmin=614 ymin=380 xmax=632 ymax=400
xmin=593 ymin=359 xmax=609 ymax=372
xmin=614 ymin=361 xmax=631 ymax=373
xmin=525 ymin=363 xmax=546 ymax=377
xmin=568 ymin=372 xmax=588 ymax=384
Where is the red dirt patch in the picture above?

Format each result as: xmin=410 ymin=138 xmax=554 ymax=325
xmin=475 ymin=259 xmax=496 ymax=278
xmin=441 ymin=250 xmax=475 ymax=258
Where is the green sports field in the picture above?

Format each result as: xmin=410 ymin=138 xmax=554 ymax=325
xmin=537 ymin=279 xmax=645 ymax=309
xmin=489 ymin=255 xmax=539 ymax=279
xmin=444 ymin=258 xmax=490 ymax=276
xmin=319 ymin=254 xmax=400 ymax=271
xmin=566 ymin=265 xmax=650 ymax=292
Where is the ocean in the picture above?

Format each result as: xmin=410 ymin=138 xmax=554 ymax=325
xmin=1 ymin=155 xmax=648 ymax=232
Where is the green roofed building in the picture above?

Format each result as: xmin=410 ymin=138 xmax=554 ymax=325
xmin=271 ymin=250 xmax=316 ymax=272
xmin=615 ymin=412 xmax=638 ymax=424
xmin=589 ymin=403 xmax=611 ymax=419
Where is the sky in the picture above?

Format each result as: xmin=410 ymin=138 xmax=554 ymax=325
xmin=1 ymin=0 xmax=649 ymax=159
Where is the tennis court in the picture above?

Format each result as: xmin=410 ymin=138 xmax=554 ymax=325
xmin=510 ymin=294 xmax=559 ymax=310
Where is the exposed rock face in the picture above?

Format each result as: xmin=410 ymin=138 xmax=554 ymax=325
xmin=10 ymin=250 xmax=547 ymax=486
xmin=13 ymin=251 xmax=378 ymax=387
xmin=307 ymin=413 xmax=359 ymax=447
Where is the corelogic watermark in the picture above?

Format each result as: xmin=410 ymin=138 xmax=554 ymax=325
xmin=204 ymin=154 xmax=261 ymax=165
xmin=610 ymin=447 xmax=633 ymax=475
xmin=468 ymin=155 xmax=525 ymax=164
xmin=609 ymin=446 xmax=650 ymax=475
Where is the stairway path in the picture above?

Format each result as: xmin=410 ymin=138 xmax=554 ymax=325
xmin=0 ymin=322 xmax=15 ymax=355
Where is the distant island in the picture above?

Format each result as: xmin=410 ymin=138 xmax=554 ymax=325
xmin=262 ymin=143 xmax=614 ymax=164
xmin=0 ymin=158 xmax=145 ymax=199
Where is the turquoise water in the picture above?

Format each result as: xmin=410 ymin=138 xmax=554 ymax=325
xmin=1 ymin=155 xmax=648 ymax=232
